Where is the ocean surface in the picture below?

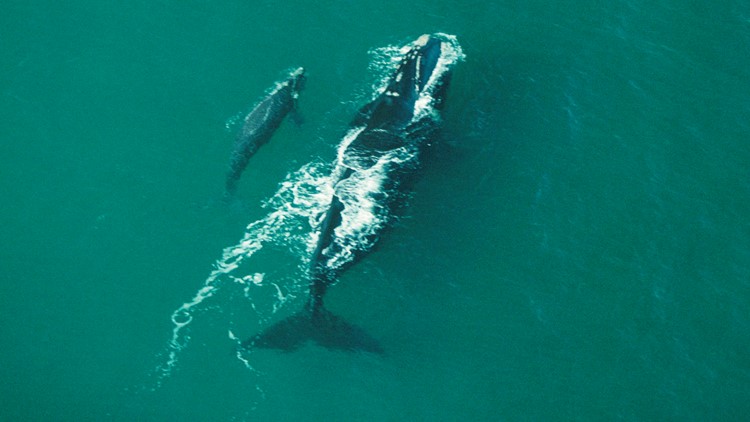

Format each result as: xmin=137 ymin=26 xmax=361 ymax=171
xmin=2 ymin=1 xmax=749 ymax=420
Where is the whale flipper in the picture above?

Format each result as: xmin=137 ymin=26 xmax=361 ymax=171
xmin=290 ymin=107 xmax=305 ymax=127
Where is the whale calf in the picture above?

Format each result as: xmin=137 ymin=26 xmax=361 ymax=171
xmin=225 ymin=67 xmax=305 ymax=196
xmin=243 ymin=34 xmax=464 ymax=353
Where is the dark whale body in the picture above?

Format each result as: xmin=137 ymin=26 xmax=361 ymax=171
xmin=243 ymin=35 xmax=463 ymax=353
xmin=225 ymin=67 xmax=305 ymax=196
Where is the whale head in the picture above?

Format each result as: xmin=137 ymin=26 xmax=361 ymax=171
xmin=288 ymin=66 xmax=306 ymax=98
xmin=372 ymin=34 xmax=463 ymax=126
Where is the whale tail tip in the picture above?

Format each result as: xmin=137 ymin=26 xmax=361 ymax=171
xmin=241 ymin=307 xmax=384 ymax=355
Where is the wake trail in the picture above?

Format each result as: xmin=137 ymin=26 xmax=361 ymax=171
xmin=150 ymin=161 xmax=332 ymax=389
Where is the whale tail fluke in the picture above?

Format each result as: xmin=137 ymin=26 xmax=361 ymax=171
xmin=241 ymin=307 xmax=384 ymax=354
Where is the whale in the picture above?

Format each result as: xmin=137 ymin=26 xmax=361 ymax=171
xmin=225 ymin=67 xmax=306 ymax=197
xmin=243 ymin=34 xmax=463 ymax=353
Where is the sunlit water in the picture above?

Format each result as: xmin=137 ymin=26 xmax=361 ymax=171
xmin=2 ymin=1 xmax=749 ymax=420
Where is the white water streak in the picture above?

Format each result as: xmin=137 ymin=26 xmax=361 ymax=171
xmin=153 ymin=162 xmax=331 ymax=387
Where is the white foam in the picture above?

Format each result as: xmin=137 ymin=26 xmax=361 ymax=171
xmin=323 ymin=142 xmax=417 ymax=270
xmin=153 ymin=161 xmax=331 ymax=386
xmin=316 ymin=35 xmax=466 ymax=272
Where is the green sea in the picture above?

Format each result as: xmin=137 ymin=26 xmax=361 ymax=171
xmin=2 ymin=1 xmax=750 ymax=420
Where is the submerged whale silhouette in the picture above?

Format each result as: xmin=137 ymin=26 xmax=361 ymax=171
xmin=243 ymin=34 xmax=463 ymax=353
xmin=225 ymin=67 xmax=305 ymax=197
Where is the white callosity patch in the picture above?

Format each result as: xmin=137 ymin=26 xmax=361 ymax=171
xmin=267 ymin=66 xmax=305 ymax=99
xmin=369 ymin=33 xmax=465 ymax=110
xmin=414 ymin=34 xmax=465 ymax=119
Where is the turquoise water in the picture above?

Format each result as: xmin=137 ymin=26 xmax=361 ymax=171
xmin=2 ymin=1 xmax=750 ymax=420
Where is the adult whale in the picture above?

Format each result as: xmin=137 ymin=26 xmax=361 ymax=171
xmin=225 ymin=67 xmax=306 ymax=197
xmin=243 ymin=34 xmax=463 ymax=353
